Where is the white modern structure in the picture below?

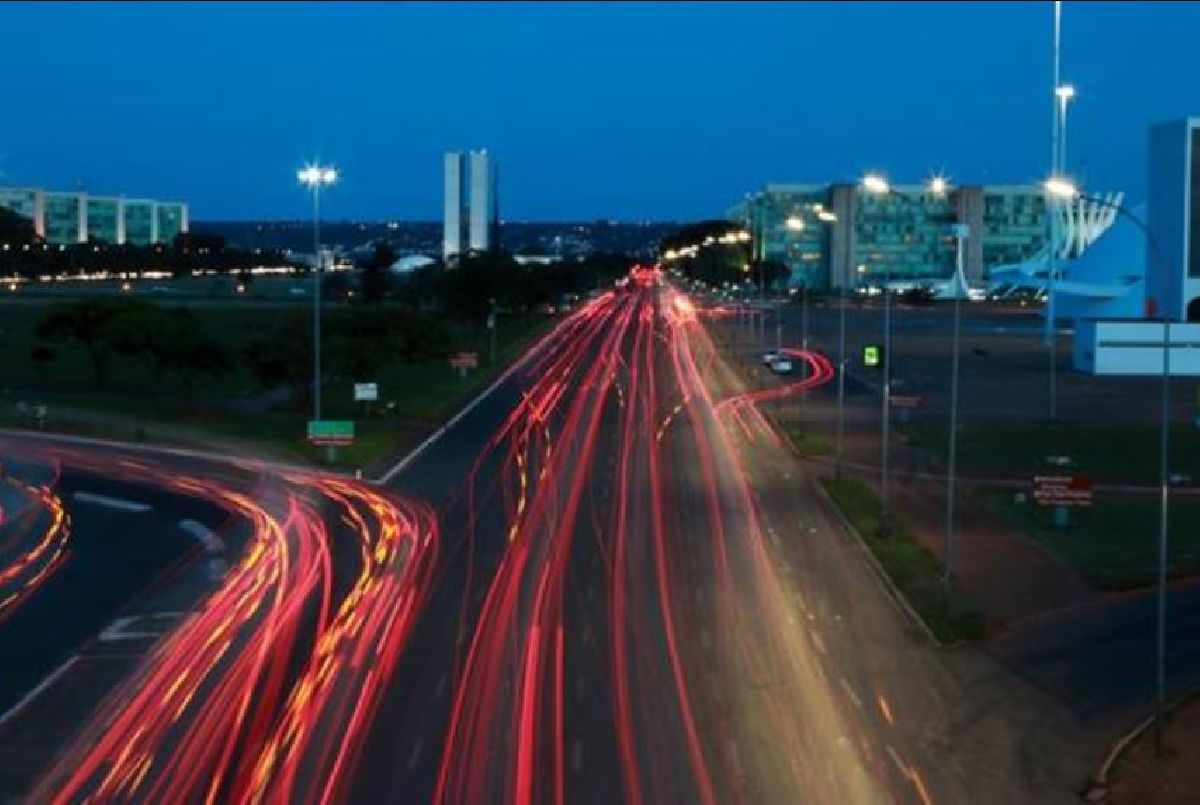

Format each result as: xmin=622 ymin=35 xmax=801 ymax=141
xmin=0 ymin=186 xmax=188 ymax=246
xmin=1147 ymin=118 xmax=1200 ymax=323
xmin=468 ymin=150 xmax=496 ymax=253
xmin=443 ymin=152 xmax=465 ymax=260
xmin=443 ymin=149 xmax=497 ymax=261
xmin=987 ymin=191 xmax=1124 ymax=301
xmin=1074 ymin=320 xmax=1200 ymax=375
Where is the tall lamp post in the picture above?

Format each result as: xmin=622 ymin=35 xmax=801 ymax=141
xmin=787 ymin=209 xmax=837 ymax=421
xmin=860 ymin=172 xmax=950 ymax=524
xmin=1046 ymin=175 xmax=1173 ymax=754
xmin=944 ymin=221 xmax=969 ymax=593
xmin=298 ymin=163 xmax=338 ymax=459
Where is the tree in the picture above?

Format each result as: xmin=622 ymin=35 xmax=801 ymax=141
xmin=0 ymin=206 xmax=37 ymax=245
xmin=358 ymin=241 xmax=395 ymax=304
xmin=243 ymin=312 xmax=312 ymax=411
xmin=33 ymin=299 xmax=131 ymax=389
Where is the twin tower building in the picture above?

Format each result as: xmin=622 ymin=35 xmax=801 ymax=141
xmin=442 ymin=150 xmax=497 ymax=262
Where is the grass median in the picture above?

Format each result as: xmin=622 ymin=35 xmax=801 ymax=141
xmin=820 ymin=475 xmax=985 ymax=643
xmin=987 ymin=491 xmax=1200 ymax=590
xmin=903 ymin=421 xmax=1200 ymax=486
xmin=0 ymin=299 xmax=550 ymax=471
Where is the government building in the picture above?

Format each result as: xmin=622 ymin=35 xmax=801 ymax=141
xmin=0 ymin=186 xmax=188 ymax=246
xmin=727 ymin=182 xmax=1114 ymax=292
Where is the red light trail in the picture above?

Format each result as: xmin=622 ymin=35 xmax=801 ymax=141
xmin=22 ymin=453 xmax=438 ymax=803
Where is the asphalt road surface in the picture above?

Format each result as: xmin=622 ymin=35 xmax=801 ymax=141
xmin=355 ymin=283 xmax=1084 ymax=803
xmin=1 ymin=284 xmax=1108 ymax=802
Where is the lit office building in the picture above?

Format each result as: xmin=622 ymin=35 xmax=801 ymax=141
xmin=0 ymin=186 xmax=188 ymax=246
xmin=443 ymin=149 xmax=497 ymax=261
xmin=730 ymin=182 xmax=1076 ymax=291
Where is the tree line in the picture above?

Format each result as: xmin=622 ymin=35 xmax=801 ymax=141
xmin=31 ymin=298 xmax=453 ymax=412
xmin=659 ymin=220 xmax=789 ymax=290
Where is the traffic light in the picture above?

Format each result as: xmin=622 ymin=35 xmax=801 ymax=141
xmin=863 ymin=344 xmax=883 ymax=368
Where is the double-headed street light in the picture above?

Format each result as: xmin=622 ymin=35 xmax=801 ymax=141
xmin=858 ymin=172 xmax=951 ymax=525
xmin=298 ymin=163 xmax=338 ymax=455
xmin=1045 ymin=175 xmax=1174 ymax=753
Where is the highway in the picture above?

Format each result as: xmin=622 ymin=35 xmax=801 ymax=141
xmin=2 ymin=280 xmax=1092 ymax=802
xmin=356 ymin=279 xmax=1074 ymax=803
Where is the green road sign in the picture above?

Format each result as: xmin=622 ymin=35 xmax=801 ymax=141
xmin=863 ymin=344 xmax=882 ymax=368
xmin=307 ymin=420 xmax=355 ymax=446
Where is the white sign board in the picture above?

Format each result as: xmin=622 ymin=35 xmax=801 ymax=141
xmin=354 ymin=383 xmax=379 ymax=402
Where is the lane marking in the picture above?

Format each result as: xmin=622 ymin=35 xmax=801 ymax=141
xmin=885 ymin=744 xmax=908 ymax=777
xmin=0 ymin=654 xmax=80 ymax=731
xmin=72 ymin=491 xmax=151 ymax=513
xmin=809 ymin=630 xmax=827 ymax=655
xmin=178 ymin=519 xmax=225 ymax=553
xmin=839 ymin=677 xmax=862 ymax=710
xmin=877 ymin=693 xmax=895 ymax=725
xmin=407 ymin=738 xmax=423 ymax=771
xmin=571 ymin=737 xmax=583 ymax=773
xmin=99 ymin=616 xmax=160 ymax=642
xmin=727 ymin=739 xmax=744 ymax=780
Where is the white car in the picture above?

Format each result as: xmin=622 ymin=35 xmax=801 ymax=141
xmin=770 ymin=358 xmax=795 ymax=375
xmin=761 ymin=350 xmax=780 ymax=366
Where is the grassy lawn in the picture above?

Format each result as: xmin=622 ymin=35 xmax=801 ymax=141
xmin=904 ymin=421 xmax=1200 ymax=486
xmin=987 ymin=491 xmax=1200 ymax=590
xmin=785 ymin=425 xmax=831 ymax=457
xmin=820 ymin=476 xmax=985 ymax=643
xmin=0 ymin=299 xmax=550 ymax=470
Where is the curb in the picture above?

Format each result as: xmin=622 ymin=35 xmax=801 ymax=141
xmin=1085 ymin=685 xmax=1200 ymax=802
xmin=809 ymin=473 xmax=946 ymax=648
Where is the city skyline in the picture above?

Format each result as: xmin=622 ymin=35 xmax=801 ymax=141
xmin=3 ymin=2 xmax=1200 ymax=221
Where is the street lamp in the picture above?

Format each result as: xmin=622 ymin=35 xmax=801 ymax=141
xmin=944 ymin=222 xmax=969 ymax=595
xmin=1045 ymin=175 xmax=1173 ymax=754
xmin=298 ymin=162 xmax=338 ymax=457
xmin=1056 ymin=84 xmax=1076 ymax=176
xmin=858 ymin=173 xmax=949 ymax=523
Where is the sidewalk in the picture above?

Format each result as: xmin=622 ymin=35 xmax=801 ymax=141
xmin=1108 ymin=694 xmax=1200 ymax=804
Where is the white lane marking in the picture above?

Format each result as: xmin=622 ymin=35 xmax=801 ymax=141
xmin=72 ymin=491 xmax=151 ymax=513
xmin=839 ymin=677 xmax=863 ymax=710
xmin=407 ymin=738 xmax=424 ymax=771
xmin=178 ymin=519 xmax=225 ymax=553
xmin=435 ymin=672 xmax=447 ymax=699
xmin=571 ymin=737 xmax=583 ymax=773
xmin=886 ymin=744 xmax=909 ymax=777
xmin=809 ymin=630 xmax=827 ymax=655
xmin=0 ymin=654 xmax=80 ymax=731
xmin=708 ymin=671 xmax=723 ymax=704
xmin=727 ymin=739 xmax=744 ymax=779
xmin=99 ymin=616 xmax=160 ymax=642
xmin=377 ymin=343 xmax=533 ymax=484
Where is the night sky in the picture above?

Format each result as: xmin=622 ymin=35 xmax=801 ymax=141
xmin=3 ymin=1 xmax=1199 ymax=221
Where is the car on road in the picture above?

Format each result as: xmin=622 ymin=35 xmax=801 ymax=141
xmin=761 ymin=349 xmax=780 ymax=365
xmin=769 ymin=357 xmax=795 ymax=374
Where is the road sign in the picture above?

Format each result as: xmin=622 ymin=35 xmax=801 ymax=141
xmin=889 ymin=395 xmax=923 ymax=408
xmin=1032 ymin=474 xmax=1094 ymax=507
xmin=863 ymin=344 xmax=883 ymax=368
xmin=450 ymin=352 xmax=479 ymax=377
xmin=354 ymin=382 xmax=378 ymax=402
xmin=307 ymin=420 xmax=355 ymax=446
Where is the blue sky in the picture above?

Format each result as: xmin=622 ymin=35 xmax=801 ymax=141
xmin=2 ymin=1 xmax=1199 ymax=221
